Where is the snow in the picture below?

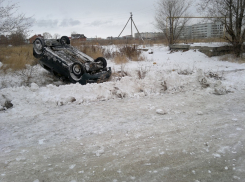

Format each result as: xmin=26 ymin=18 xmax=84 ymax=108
xmin=178 ymin=42 xmax=229 ymax=47
xmin=190 ymin=42 xmax=229 ymax=47
xmin=156 ymin=109 xmax=167 ymax=115
xmin=0 ymin=45 xmax=245 ymax=181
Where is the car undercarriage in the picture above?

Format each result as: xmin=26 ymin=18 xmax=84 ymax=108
xmin=33 ymin=36 xmax=111 ymax=85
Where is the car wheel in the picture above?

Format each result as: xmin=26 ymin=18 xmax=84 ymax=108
xmin=69 ymin=62 xmax=84 ymax=82
xmin=60 ymin=36 xmax=70 ymax=45
xmin=33 ymin=37 xmax=44 ymax=58
xmin=94 ymin=57 xmax=107 ymax=68
xmin=33 ymin=48 xmax=43 ymax=59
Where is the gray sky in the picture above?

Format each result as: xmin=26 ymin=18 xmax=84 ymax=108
xmin=6 ymin=0 xmax=199 ymax=38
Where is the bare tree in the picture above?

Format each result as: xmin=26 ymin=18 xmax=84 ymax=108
xmin=9 ymin=29 xmax=27 ymax=46
xmin=199 ymin=0 xmax=245 ymax=57
xmin=43 ymin=32 xmax=52 ymax=39
xmin=53 ymin=33 xmax=60 ymax=39
xmin=154 ymin=0 xmax=192 ymax=45
xmin=0 ymin=0 xmax=33 ymax=35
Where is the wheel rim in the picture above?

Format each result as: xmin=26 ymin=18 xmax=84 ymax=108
xmin=60 ymin=38 xmax=66 ymax=45
xmin=97 ymin=61 xmax=103 ymax=66
xmin=73 ymin=64 xmax=81 ymax=75
xmin=94 ymin=57 xmax=107 ymax=68
xmin=34 ymin=39 xmax=43 ymax=54
xmin=60 ymin=37 xmax=68 ymax=45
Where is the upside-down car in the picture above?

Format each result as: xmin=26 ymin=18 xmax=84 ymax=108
xmin=33 ymin=36 xmax=111 ymax=85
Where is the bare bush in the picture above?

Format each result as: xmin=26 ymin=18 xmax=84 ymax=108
xmin=161 ymin=81 xmax=168 ymax=91
xmin=118 ymin=45 xmax=142 ymax=60
xmin=111 ymin=87 xmax=126 ymax=98
xmin=16 ymin=65 xmax=34 ymax=86
xmin=206 ymin=71 xmax=224 ymax=80
xmin=137 ymin=66 xmax=149 ymax=79
xmin=110 ymin=65 xmax=129 ymax=82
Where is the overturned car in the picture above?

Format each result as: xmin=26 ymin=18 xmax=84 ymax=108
xmin=33 ymin=36 xmax=111 ymax=85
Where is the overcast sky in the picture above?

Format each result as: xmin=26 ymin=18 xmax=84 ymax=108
xmin=6 ymin=0 xmax=199 ymax=38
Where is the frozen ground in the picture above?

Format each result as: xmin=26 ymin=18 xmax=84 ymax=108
xmin=0 ymin=45 xmax=245 ymax=182
xmin=179 ymin=42 xmax=229 ymax=47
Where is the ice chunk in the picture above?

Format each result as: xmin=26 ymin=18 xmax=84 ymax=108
xmin=212 ymin=153 xmax=221 ymax=158
xmin=38 ymin=139 xmax=45 ymax=145
xmin=156 ymin=109 xmax=167 ymax=115
xmin=16 ymin=156 xmax=26 ymax=161
xmin=196 ymin=111 xmax=203 ymax=115
xmin=69 ymin=164 xmax=76 ymax=169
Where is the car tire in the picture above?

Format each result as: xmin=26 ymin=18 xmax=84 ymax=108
xmin=94 ymin=57 xmax=107 ymax=68
xmin=33 ymin=37 xmax=45 ymax=58
xmin=69 ymin=62 xmax=84 ymax=82
xmin=33 ymin=48 xmax=43 ymax=58
xmin=60 ymin=36 xmax=70 ymax=45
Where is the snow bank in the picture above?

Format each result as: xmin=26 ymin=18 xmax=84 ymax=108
xmin=0 ymin=65 xmax=64 ymax=89
xmin=0 ymin=45 xmax=245 ymax=112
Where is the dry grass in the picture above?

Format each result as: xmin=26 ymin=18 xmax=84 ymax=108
xmin=112 ymin=45 xmax=146 ymax=63
xmin=118 ymin=45 xmax=139 ymax=59
xmin=72 ymin=37 xmax=227 ymax=48
xmin=72 ymin=41 xmax=146 ymax=63
xmin=113 ymin=54 xmax=128 ymax=64
xmin=0 ymin=45 xmax=37 ymax=71
xmin=75 ymin=45 xmax=104 ymax=59
xmin=72 ymin=38 xmax=166 ymax=47
xmin=219 ymin=54 xmax=245 ymax=63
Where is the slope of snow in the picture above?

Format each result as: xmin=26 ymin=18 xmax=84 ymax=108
xmin=0 ymin=46 xmax=245 ymax=182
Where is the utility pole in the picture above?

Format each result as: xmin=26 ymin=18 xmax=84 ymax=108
xmin=131 ymin=12 xmax=133 ymax=37
xmin=118 ymin=12 xmax=144 ymax=42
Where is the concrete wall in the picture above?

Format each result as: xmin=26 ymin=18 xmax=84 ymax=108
xmin=169 ymin=44 xmax=233 ymax=57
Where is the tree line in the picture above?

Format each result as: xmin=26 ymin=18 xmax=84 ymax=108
xmin=1 ymin=0 xmax=245 ymax=57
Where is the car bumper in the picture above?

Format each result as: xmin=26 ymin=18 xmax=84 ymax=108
xmin=79 ymin=67 xmax=112 ymax=85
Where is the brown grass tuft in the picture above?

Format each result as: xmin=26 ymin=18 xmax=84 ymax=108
xmin=118 ymin=45 xmax=138 ymax=59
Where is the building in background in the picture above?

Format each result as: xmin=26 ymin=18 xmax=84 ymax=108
xmin=29 ymin=34 xmax=43 ymax=44
xmin=211 ymin=22 xmax=224 ymax=38
xmin=191 ymin=22 xmax=223 ymax=39
xmin=71 ymin=34 xmax=86 ymax=41
xmin=178 ymin=26 xmax=192 ymax=39
xmin=134 ymin=32 xmax=164 ymax=39
xmin=135 ymin=22 xmax=224 ymax=40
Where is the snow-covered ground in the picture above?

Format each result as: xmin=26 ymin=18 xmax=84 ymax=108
xmin=179 ymin=42 xmax=229 ymax=47
xmin=0 ymin=45 xmax=245 ymax=182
